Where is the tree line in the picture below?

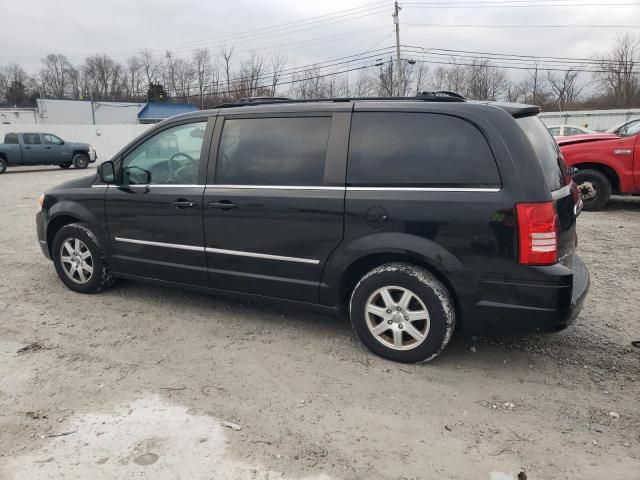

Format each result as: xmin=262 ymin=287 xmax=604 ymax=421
xmin=0 ymin=34 xmax=638 ymax=111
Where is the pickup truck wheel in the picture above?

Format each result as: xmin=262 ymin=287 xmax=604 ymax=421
xmin=59 ymin=162 xmax=72 ymax=169
xmin=73 ymin=154 xmax=89 ymax=169
xmin=573 ymin=169 xmax=611 ymax=211
xmin=52 ymin=223 xmax=115 ymax=294
xmin=0 ymin=158 xmax=6 ymax=174
xmin=349 ymin=263 xmax=456 ymax=363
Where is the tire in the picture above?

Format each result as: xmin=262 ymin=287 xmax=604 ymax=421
xmin=349 ymin=262 xmax=456 ymax=363
xmin=59 ymin=162 xmax=72 ymax=169
xmin=0 ymin=158 xmax=6 ymax=174
xmin=573 ymin=169 xmax=611 ymax=211
xmin=51 ymin=223 xmax=115 ymax=294
xmin=73 ymin=154 xmax=89 ymax=169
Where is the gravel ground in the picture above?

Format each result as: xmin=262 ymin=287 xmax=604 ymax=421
xmin=1 ymin=166 xmax=639 ymax=480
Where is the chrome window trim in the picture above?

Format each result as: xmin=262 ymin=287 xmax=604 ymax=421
xmin=205 ymin=185 xmax=500 ymax=192
xmin=98 ymin=184 xmax=500 ymax=192
xmin=206 ymin=184 xmax=344 ymax=191
xmin=347 ymin=186 xmax=501 ymax=192
xmin=114 ymin=237 xmax=319 ymax=264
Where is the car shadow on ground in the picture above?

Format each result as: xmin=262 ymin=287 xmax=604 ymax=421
xmin=601 ymin=195 xmax=640 ymax=211
xmin=100 ymin=278 xmax=589 ymax=372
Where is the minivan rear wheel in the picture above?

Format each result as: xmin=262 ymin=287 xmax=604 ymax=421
xmin=573 ymin=169 xmax=611 ymax=211
xmin=349 ymin=263 xmax=455 ymax=363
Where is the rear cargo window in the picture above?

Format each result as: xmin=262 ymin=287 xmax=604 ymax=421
xmin=4 ymin=133 xmax=18 ymax=144
xmin=517 ymin=116 xmax=565 ymax=191
xmin=347 ymin=112 xmax=500 ymax=187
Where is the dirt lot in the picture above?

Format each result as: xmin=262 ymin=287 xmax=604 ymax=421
xmin=0 ymin=166 xmax=639 ymax=480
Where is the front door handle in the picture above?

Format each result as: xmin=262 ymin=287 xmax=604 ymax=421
xmin=208 ymin=201 xmax=237 ymax=210
xmin=171 ymin=200 xmax=198 ymax=209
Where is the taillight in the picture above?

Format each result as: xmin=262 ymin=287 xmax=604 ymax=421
xmin=516 ymin=202 xmax=558 ymax=265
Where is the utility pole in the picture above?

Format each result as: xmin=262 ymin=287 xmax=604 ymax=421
xmin=393 ymin=1 xmax=402 ymax=96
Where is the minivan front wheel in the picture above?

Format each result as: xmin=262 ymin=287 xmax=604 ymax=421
xmin=350 ymin=263 xmax=455 ymax=363
xmin=52 ymin=223 xmax=115 ymax=293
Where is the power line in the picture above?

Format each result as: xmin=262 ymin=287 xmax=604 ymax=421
xmin=404 ymin=23 xmax=640 ymax=28
xmin=404 ymin=54 xmax=639 ymax=74
xmin=402 ymin=45 xmax=636 ymax=64
xmin=3 ymin=2 xmax=393 ymax=63
xmin=403 ymin=1 xmax=640 ymax=7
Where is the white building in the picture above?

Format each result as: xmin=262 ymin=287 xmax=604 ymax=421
xmin=36 ymin=99 xmax=145 ymax=124
xmin=0 ymin=108 xmax=38 ymax=124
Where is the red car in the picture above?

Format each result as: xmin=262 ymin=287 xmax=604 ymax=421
xmin=558 ymin=125 xmax=640 ymax=210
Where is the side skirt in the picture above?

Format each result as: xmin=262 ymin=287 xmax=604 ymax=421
xmin=112 ymin=272 xmax=342 ymax=316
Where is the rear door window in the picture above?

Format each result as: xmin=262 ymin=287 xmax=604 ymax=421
xmin=517 ymin=116 xmax=566 ymax=191
xmin=216 ymin=117 xmax=331 ymax=186
xmin=23 ymin=133 xmax=41 ymax=145
xmin=347 ymin=112 xmax=500 ymax=187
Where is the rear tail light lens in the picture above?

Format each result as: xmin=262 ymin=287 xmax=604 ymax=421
xmin=516 ymin=202 xmax=558 ymax=265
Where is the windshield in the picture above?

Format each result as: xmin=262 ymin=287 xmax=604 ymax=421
xmin=517 ymin=116 xmax=567 ymax=191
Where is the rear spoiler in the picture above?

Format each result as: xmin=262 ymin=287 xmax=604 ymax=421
xmin=472 ymin=101 xmax=541 ymax=118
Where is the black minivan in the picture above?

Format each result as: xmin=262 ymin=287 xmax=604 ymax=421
xmin=36 ymin=95 xmax=589 ymax=363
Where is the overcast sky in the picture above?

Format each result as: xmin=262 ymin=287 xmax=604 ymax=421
xmin=0 ymin=0 xmax=637 ymax=74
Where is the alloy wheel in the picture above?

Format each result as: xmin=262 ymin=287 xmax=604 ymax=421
xmin=59 ymin=238 xmax=94 ymax=284
xmin=365 ymin=286 xmax=430 ymax=351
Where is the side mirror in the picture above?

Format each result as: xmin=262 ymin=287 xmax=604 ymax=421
xmin=123 ymin=165 xmax=152 ymax=185
xmin=98 ymin=161 xmax=116 ymax=183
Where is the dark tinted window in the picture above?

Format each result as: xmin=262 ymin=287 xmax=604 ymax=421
xmin=43 ymin=134 xmax=63 ymax=145
xmin=4 ymin=133 xmax=18 ymax=144
xmin=517 ymin=116 xmax=565 ymax=191
xmin=347 ymin=112 xmax=500 ymax=187
xmin=23 ymin=133 xmax=41 ymax=145
xmin=216 ymin=117 xmax=331 ymax=185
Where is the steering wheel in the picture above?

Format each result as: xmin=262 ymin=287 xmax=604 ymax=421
xmin=168 ymin=152 xmax=197 ymax=183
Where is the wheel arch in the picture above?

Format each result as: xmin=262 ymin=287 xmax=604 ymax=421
xmin=574 ymin=162 xmax=621 ymax=193
xmin=324 ymin=233 xmax=465 ymax=328
xmin=72 ymin=149 xmax=89 ymax=158
xmin=46 ymin=201 xmax=104 ymax=255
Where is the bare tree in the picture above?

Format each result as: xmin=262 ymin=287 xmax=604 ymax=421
xmin=270 ymin=52 xmax=287 ymax=96
xmin=410 ymin=62 xmax=428 ymax=95
xmin=192 ymin=48 xmax=212 ymax=108
xmin=238 ymin=51 xmax=266 ymax=98
xmin=547 ymin=69 xmax=584 ymax=111
xmin=220 ymin=46 xmax=234 ymax=100
xmin=124 ymin=55 xmax=143 ymax=100
xmin=40 ymin=53 xmax=77 ymax=98
xmin=81 ymin=54 xmax=124 ymax=100
xmin=593 ymin=33 xmax=640 ymax=107
xmin=353 ymin=69 xmax=376 ymax=96
xmin=463 ymin=59 xmax=507 ymax=100
xmin=138 ymin=49 xmax=163 ymax=96
xmin=0 ymin=63 xmax=30 ymax=105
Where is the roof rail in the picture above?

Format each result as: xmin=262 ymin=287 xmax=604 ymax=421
xmin=213 ymin=92 xmax=466 ymax=109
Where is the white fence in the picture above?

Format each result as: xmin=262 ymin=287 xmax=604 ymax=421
xmin=539 ymin=109 xmax=640 ymax=132
xmin=0 ymin=124 xmax=153 ymax=161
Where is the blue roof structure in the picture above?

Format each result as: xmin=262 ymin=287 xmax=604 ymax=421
xmin=138 ymin=102 xmax=199 ymax=121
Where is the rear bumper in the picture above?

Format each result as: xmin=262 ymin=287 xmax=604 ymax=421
xmin=463 ymin=255 xmax=590 ymax=334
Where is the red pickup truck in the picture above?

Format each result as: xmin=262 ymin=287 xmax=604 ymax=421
xmin=558 ymin=122 xmax=640 ymax=210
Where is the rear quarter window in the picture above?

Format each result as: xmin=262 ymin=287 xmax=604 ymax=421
xmin=517 ymin=116 xmax=566 ymax=191
xmin=347 ymin=112 xmax=501 ymax=187
xmin=4 ymin=133 xmax=19 ymax=144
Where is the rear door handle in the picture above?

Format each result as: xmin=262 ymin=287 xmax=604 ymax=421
xmin=171 ymin=200 xmax=198 ymax=209
xmin=208 ymin=201 xmax=237 ymax=210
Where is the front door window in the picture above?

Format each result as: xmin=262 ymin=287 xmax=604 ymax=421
xmin=121 ymin=122 xmax=207 ymax=185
